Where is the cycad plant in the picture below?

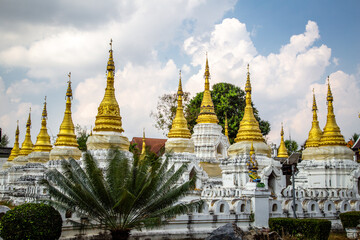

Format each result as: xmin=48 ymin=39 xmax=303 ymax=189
xmin=42 ymin=150 xmax=203 ymax=240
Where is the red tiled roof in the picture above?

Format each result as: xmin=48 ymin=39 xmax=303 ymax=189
xmin=130 ymin=137 xmax=167 ymax=155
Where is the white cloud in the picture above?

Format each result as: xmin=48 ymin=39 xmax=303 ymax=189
xmin=73 ymin=60 xmax=178 ymax=139
xmin=183 ymin=19 xmax=359 ymax=145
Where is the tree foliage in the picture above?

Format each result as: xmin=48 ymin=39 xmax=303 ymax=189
xmin=0 ymin=203 xmax=62 ymax=240
xmin=350 ymin=133 xmax=360 ymax=143
xmin=75 ymin=125 xmax=90 ymax=151
xmin=0 ymin=134 xmax=9 ymax=148
xmin=42 ymin=150 xmax=202 ymax=240
xmin=150 ymin=92 xmax=191 ymax=135
xmin=151 ymin=82 xmax=270 ymax=143
xmin=285 ymin=139 xmax=299 ymax=155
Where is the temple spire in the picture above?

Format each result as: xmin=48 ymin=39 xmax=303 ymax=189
xmin=54 ymin=74 xmax=78 ymax=147
xmin=319 ymin=77 xmax=346 ymax=146
xmin=225 ymin=113 xmax=229 ymax=141
xmin=33 ymin=96 xmax=52 ymax=152
xmin=168 ymin=70 xmax=191 ymax=138
xmin=93 ymin=40 xmax=124 ymax=133
xmin=234 ymin=64 xmax=265 ymax=143
xmin=18 ymin=109 xmax=33 ymax=156
xmin=305 ymin=89 xmax=323 ymax=148
xmin=141 ymin=128 xmax=146 ymax=155
xmin=8 ymin=121 xmax=20 ymax=161
xmin=277 ymin=123 xmax=289 ymax=158
xmin=196 ymin=54 xmax=219 ymax=124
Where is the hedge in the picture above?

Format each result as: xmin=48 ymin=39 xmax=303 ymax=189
xmin=339 ymin=211 xmax=360 ymax=229
xmin=0 ymin=203 xmax=62 ymax=240
xmin=269 ymin=218 xmax=331 ymax=240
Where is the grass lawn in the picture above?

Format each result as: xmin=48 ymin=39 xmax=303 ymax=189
xmin=328 ymin=232 xmax=349 ymax=240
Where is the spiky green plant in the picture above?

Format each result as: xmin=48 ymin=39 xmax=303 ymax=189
xmin=42 ymin=150 xmax=203 ymax=240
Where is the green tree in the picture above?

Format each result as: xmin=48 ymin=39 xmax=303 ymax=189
xmin=75 ymin=125 xmax=90 ymax=151
xmin=186 ymin=83 xmax=270 ymax=143
xmin=150 ymin=92 xmax=191 ymax=135
xmin=151 ymin=82 xmax=270 ymax=143
xmin=285 ymin=139 xmax=299 ymax=155
xmin=0 ymin=134 xmax=9 ymax=147
xmin=42 ymin=150 xmax=202 ymax=240
xmin=0 ymin=203 xmax=62 ymax=240
xmin=350 ymin=133 xmax=359 ymax=143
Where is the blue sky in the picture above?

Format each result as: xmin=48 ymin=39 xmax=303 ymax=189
xmin=0 ymin=0 xmax=359 ymax=147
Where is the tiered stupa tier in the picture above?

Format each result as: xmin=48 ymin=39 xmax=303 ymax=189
xmin=7 ymin=121 xmax=20 ymax=161
xmin=13 ymin=110 xmax=33 ymax=165
xmin=316 ymin=78 xmax=353 ymax=160
xmin=302 ymin=90 xmax=323 ymax=160
xmin=228 ymin=65 xmax=271 ymax=157
xmin=3 ymin=121 xmax=20 ymax=169
xmin=28 ymin=97 xmax=53 ymax=162
xmin=192 ymin=56 xmax=229 ymax=177
xmin=49 ymin=74 xmax=81 ymax=160
xmin=165 ymin=71 xmax=195 ymax=153
xmin=86 ymin=40 xmax=130 ymax=152
xmin=277 ymin=123 xmax=289 ymax=158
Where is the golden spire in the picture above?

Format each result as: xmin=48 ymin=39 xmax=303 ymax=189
xmin=54 ymin=73 xmax=79 ymax=147
xmin=141 ymin=128 xmax=146 ymax=155
xmin=224 ymin=113 xmax=229 ymax=141
xmin=196 ymin=54 xmax=219 ymax=124
xmin=168 ymin=71 xmax=191 ymax=138
xmin=234 ymin=64 xmax=265 ymax=143
xmin=93 ymin=39 xmax=124 ymax=133
xmin=319 ymin=77 xmax=346 ymax=146
xmin=305 ymin=89 xmax=323 ymax=148
xmin=18 ymin=109 xmax=33 ymax=156
xmin=250 ymin=141 xmax=255 ymax=159
xmin=33 ymin=96 xmax=52 ymax=152
xmin=8 ymin=120 xmax=20 ymax=161
xmin=277 ymin=123 xmax=289 ymax=158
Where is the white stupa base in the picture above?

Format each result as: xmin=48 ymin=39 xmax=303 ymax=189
xmin=228 ymin=140 xmax=271 ymax=157
xmin=87 ymin=132 xmax=130 ymax=151
xmin=165 ymin=138 xmax=194 ymax=153
xmin=49 ymin=146 xmax=82 ymax=160
xmin=27 ymin=151 xmax=50 ymax=163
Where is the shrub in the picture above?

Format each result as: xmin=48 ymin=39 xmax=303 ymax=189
xmin=269 ymin=218 xmax=331 ymax=240
xmin=339 ymin=211 xmax=360 ymax=229
xmin=0 ymin=203 xmax=62 ymax=240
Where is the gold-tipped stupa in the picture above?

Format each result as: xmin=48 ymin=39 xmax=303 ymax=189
xmin=319 ymin=77 xmax=346 ymax=146
xmin=224 ymin=114 xmax=229 ymax=142
xmin=196 ymin=54 xmax=219 ymax=124
xmin=277 ymin=123 xmax=289 ymax=158
xmin=54 ymin=73 xmax=78 ymax=147
xmin=234 ymin=65 xmax=265 ymax=143
xmin=305 ymin=90 xmax=323 ymax=148
xmin=18 ymin=109 xmax=33 ymax=156
xmin=93 ymin=39 xmax=124 ymax=133
xmin=8 ymin=121 xmax=20 ymax=161
xmin=141 ymin=128 xmax=146 ymax=155
xmin=33 ymin=97 xmax=52 ymax=152
xmin=168 ymin=71 xmax=191 ymax=138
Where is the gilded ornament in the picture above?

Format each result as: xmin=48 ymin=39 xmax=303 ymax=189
xmin=8 ymin=121 xmax=20 ymax=161
xmin=277 ymin=123 xmax=289 ymax=158
xmin=54 ymin=73 xmax=79 ymax=147
xmin=305 ymin=90 xmax=323 ymax=148
xmin=234 ymin=65 xmax=265 ymax=143
xmin=18 ymin=109 xmax=33 ymax=156
xmin=168 ymin=71 xmax=192 ymax=138
xmin=319 ymin=77 xmax=346 ymax=146
xmin=93 ymin=39 xmax=124 ymax=133
xmin=196 ymin=55 xmax=219 ymax=124
xmin=33 ymin=97 xmax=53 ymax=152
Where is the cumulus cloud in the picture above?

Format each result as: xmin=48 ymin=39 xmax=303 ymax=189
xmin=74 ymin=60 xmax=178 ymax=139
xmin=183 ymin=19 xmax=359 ymax=145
